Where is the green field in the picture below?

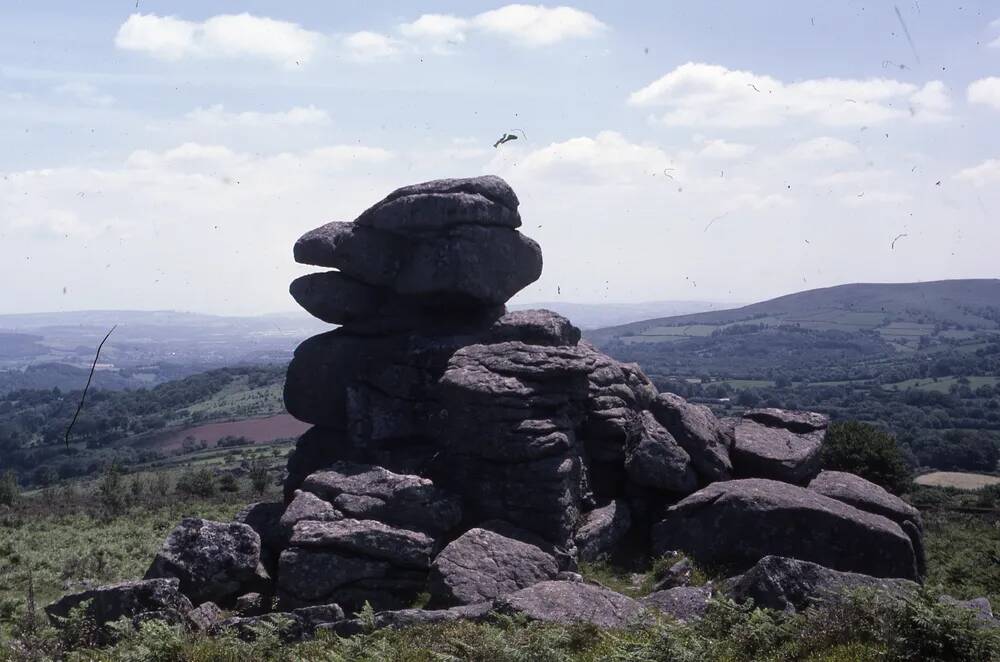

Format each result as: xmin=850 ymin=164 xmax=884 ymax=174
xmin=883 ymin=376 xmax=1000 ymax=393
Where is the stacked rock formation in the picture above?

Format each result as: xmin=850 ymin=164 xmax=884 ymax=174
xmin=47 ymin=175 xmax=960 ymax=641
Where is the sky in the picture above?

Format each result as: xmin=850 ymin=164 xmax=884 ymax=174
xmin=2 ymin=1 xmax=999 ymax=316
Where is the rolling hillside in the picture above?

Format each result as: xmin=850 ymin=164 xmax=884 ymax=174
xmin=587 ymin=279 xmax=1000 ymax=348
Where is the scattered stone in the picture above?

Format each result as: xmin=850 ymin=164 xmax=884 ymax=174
xmin=234 ymin=592 xmax=266 ymax=617
xmin=641 ymin=586 xmax=713 ymax=622
xmin=429 ymin=521 xmax=560 ymax=606
xmin=45 ymin=579 xmax=193 ymax=642
xmin=723 ymin=555 xmax=918 ymax=612
xmin=651 ymin=557 xmax=695 ymax=591
xmin=323 ymin=603 xmax=493 ymax=637
xmin=495 ymin=580 xmax=644 ymax=628
xmin=939 ymin=596 xmax=996 ymax=625
xmin=144 ymin=518 xmax=269 ymax=606
xmin=185 ymin=601 xmax=224 ymax=633
xmin=652 ymin=479 xmax=919 ymax=580
xmin=215 ymin=612 xmax=305 ymax=643
xmin=574 ymin=500 xmax=631 ymax=562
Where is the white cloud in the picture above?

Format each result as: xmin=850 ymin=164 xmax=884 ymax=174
xmin=954 ymin=159 xmax=1000 ymax=187
xmin=968 ymin=77 xmax=1000 ymax=110
xmin=53 ymin=81 xmax=114 ymax=107
xmin=185 ymin=104 xmax=330 ymax=128
xmin=398 ymin=5 xmax=605 ymax=51
xmin=342 ymin=31 xmax=401 ymax=62
xmin=398 ymin=14 xmax=468 ymax=52
xmin=784 ymin=137 xmax=859 ymax=161
xmin=495 ymin=131 xmax=673 ymax=185
xmin=115 ymin=13 xmax=322 ymax=67
xmin=472 ymin=4 xmax=605 ymax=47
xmin=697 ymin=139 xmax=754 ymax=159
xmin=628 ymin=62 xmax=949 ymax=128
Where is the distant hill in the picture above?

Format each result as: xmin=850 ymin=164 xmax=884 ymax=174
xmin=510 ymin=300 xmax=737 ymax=330
xmin=587 ymin=279 xmax=1000 ymax=348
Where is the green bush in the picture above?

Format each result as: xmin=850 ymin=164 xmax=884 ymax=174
xmin=822 ymin=420 xmax=912 ymax=493
xmin=217 ymin=473 xmax=240 ymax=493
xmin=175 ymin=468 xmax=217 ymax=498
xmin=0 ymin=470 xmax=19 ymax=507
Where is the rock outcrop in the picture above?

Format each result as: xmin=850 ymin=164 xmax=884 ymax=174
xmin=47 ymin=175 xmax=926 ymax=641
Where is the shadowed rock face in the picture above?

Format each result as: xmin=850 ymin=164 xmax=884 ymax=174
xmin=652 ymin=479 xmax=919 ymax=580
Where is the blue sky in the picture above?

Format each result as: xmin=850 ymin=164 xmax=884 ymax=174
xmin=2 ymin=1 xmax=999 ymax=314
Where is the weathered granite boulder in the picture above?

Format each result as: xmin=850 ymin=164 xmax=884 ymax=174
xmin=731 ymin=413 xmax=826 ymax=484
xmin=290 ymin=519 xmax=435 ymax=569
xmin=495 ymin=580 xmax=645 ymax=628
xmin=299 ymin=463 xmax=461 ymax=537
xmin=574 ymin=499 xmax=631 ymax=561
xmin=145 ymin=518 xmax=270 ymax=606
xmin=624 ymin=411 xmax=698 ymax=493
xmin=723 ymin=555 xmax=918 ymax=612
xmin=652 ymin=479 xmax=919 ymax=580
xmin=279 ymin=489 xmax=342 ymax=537
xmin=355 ymin=176 xmax=520 ymax=231
xmin=294 ymin=221 xmax=540 ymax=308
xmin=808 ymin=470 xmax=925 ymax=577
xmin=46 ymin=579 xmax=193 ymax=642
xmin=429 ymin=521 xmax=560 ymax=606
xmin=641 ymin=585 xmax=713 ymax=622
xmin=650 ymin=392 xmax=733 ymax=483
xmin=743 ymin=408 xmax=830 ymax=433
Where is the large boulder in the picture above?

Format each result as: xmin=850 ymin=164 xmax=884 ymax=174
xmin=290 ymin=519 xmax=435 ymax=569
xmin=809 ymin=470 xmax=926 ymax=579
xmin=293 ymin=221 xmax=541 ymax=307
xmin=495 ymin=580 xmax=645 ymax=628
xmin=355 ymin=175 xmax=521 ymax=233
xmin=743 ymin=408 xmax=829 ymax=433
xmin=723 ymin=555 xmax=918 ymax=612
xmin=650 ymin=393 xmax=733 ymax=483
xmin=145 ymin=518 xmax=269 ymax=606
xmin=624 ymin=411 xmax=698 ymax=493
xmin=429 ymin=521 xmax=560 ymax=606
xmin=574 ymin=499 xmax=631 ymax=562
xmin=652 ymin=479 xmax=919 ymax=580
xmin=731 ymin=415 xmax=826 ymax=484
xmin=324 ymin=603 xmax=492 ymax=636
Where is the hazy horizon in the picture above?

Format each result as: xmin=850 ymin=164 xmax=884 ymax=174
xmin=3 ymin=2 xmax=1000 ymax=316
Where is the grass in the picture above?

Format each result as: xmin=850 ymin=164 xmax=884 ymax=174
xmin=915 ymin=472 xmax=1000 ymax=490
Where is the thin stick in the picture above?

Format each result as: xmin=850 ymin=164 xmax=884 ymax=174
xmin=65 ymin=325 xmax=116 ymax=447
